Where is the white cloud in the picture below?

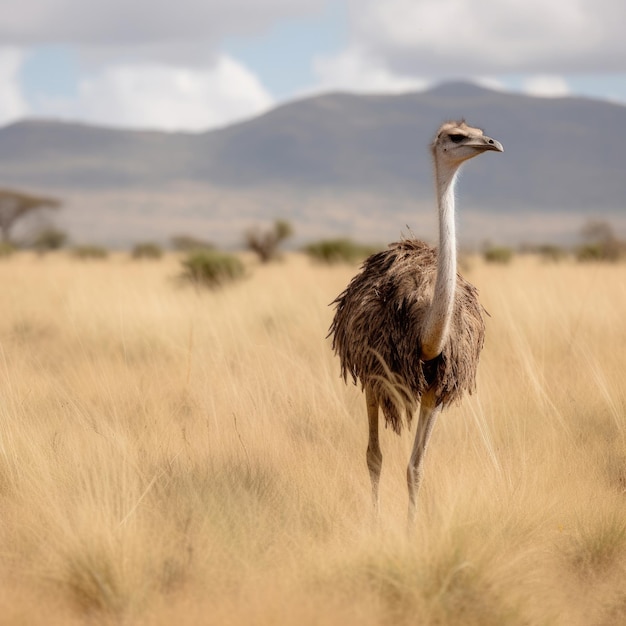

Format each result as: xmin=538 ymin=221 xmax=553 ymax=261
xmin=5 ymin=0 xmax=625 ymax=131
xmin=41 ymin=55 xmax=273 ymax=131
xmin=2 ymin=1 xmax=314 ymax=130
xmin=0 ymin=47 xmax=29 ymax=124
xmin=5 ymin=0 xmax=623 ymax=75
xmin=0 ymin=0 xmax=321 ymax=47
xmin=343 ymin=0 xmax=626 ymax=74
xmin=313 ymin=46 xmax=428 ymax=94
xmin=307 ymin=0 xmax=626 ymax=100
xmin=522 ymin=75 xmax=571 ymax=98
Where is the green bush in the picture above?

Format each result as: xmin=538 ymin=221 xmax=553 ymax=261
xmin=170 ymin=234 xmax=214 ymax=252
xmin=33 ymin=227 xmax=68 ymax=252
xmin=180 ymin=250 xmax=245 ymax=288
xmin=536 ymin=244 xmax=567 ymax=262
xmin=576 ymin=241 xmax=622 ymax=262
xmin=304 ymin=239 xmax=380 ymax=264
xmin=71 ymin=245 xmax=109 ymax=260
xmin=0 ymin=242 xmax=15 ymax=258
xmin=131 ymin=242 xmax=163 ymax=260
xmin=483 ymin=246 xmax=513 ymax=264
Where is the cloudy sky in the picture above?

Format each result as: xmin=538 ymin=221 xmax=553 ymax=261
xmin=2 ymin=0 xmax=626 ymax=131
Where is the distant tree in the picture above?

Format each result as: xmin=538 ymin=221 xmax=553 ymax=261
xmin=170 ymin=234 xmax=214 ymax=252
xmin=0 ymin=189 xmax=60 ymax=243
xmin=581 ymin=219 xmax=615 ymax=245
xmin=578 ymin=219 xmax=622 ymax=262
xmin=245 ymin=219 xmax=293 ymax=263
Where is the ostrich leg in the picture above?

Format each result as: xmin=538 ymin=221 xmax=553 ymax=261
xmin=365 ymin=385 xmax=382 ymax=514
xmin=407 ymin=389 xmax=442 ymax=525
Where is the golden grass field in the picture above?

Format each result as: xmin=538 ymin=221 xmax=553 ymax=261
xmin=0 ymin=250 xmax=625 ymax=625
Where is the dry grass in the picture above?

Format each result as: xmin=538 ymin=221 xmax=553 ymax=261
xmin=0 ymin=251 xmax=625 ymax=625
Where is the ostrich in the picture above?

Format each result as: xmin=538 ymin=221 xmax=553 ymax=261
xmin=329 ymin=120 xmax=503 ymax=523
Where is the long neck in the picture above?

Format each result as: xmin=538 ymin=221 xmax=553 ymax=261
xmin=420 ymin=162 xmax=459 ymax=361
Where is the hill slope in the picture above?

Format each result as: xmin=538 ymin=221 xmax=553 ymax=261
xmin=0 ymin=82 xmax=624 ymax=245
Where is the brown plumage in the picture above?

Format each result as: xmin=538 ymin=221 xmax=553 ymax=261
xmin=327 ymin=120 xmax=503 ymax=522
xmin=329 ymin=239 xmax=485 ymax=434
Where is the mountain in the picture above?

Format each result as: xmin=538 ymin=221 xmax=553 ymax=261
xmin=1 ymin=82 xmax=624 ymax=246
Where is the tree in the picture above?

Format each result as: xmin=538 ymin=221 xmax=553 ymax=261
xmin=0 ymin=188 xmax=61 ymax=243
xmin=581 ymin=219 xmax=614 ymax=244
xmin=245 ymin=219 xmax=293 ymax=263
xmin=578 ymin=219 xmax=622 ymax=261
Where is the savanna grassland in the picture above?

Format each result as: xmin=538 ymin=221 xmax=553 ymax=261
xmin=0 ymin=250 xmax=625 ymax=626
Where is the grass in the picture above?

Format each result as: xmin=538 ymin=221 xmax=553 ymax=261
xmin=0 ymin=251 xmax=625 ymax=625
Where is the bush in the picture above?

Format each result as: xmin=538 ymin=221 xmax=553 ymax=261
xmin=170 ymin=234 xmax=214 ymax=252
xmin=245 ymin=219 xmax=294 ymax=263
xmin=304 ymin=239 xmax=380 ymax=264
xmin=576 ymin=241 xmax=622 ymax=262
xmin=483 ymin=246 xmax=513 ymax=264
xmin=131 ymin=242 xmax=163 ymax=260
xmin=535 ymin=244 xmax=567 ymax=263
xmin=33 ymin=227 xmax=68 ymax=252
xmin=180 ymin=250 xmax=245 ymax=289
xmin=0 ymin=242 xmax=15 ymax=258
xmin=71 ymin=245 xmax=109 ymax=260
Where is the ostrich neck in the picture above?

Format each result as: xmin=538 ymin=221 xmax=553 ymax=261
xmin=420 ymin=163 xmax=459 ymax=361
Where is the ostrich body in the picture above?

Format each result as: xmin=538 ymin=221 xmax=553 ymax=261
xmin=329 ymin=121 xmax=503 ymax=522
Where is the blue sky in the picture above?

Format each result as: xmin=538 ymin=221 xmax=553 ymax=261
xmin=222 ymin=2 xmax=348 ymax=99
xmin=3 ymin=0 xmax=626 ymax=131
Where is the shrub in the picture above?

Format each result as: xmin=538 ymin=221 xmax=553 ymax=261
xmin=180 ymin=250 xmax=245 ymax=289
xmin=304 ymin=238 xmax=380 ymax=264
xmin=535 ymin=244 xmax=567 ymax=262
xmin=245 ymin=219 xmax=293 ymax=263
xmin=576 ymin=241 xmax=622 ymax=262
xmin=71 ymin=245 xmax=109 ymax=260
xmin=483 ymin=246 xmax=513 ymax=264
xmin=33 ymin=227 xmax=68 ymax=252
xmin=576 ymin=244 xmax=603 ymax=262
xmin=131 ymin=242 xmax=163 ymax=260
xmin=0 ymin=242 xmax=15 ymax=258
xmin=170 ymin=234 xmax=214 ymax=252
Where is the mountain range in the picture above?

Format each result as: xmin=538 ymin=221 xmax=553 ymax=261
xmin=1 ymin=82 xmax=624 ymax=247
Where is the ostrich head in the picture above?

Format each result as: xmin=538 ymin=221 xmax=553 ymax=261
xmin=431 ymin=120 xmax=503 ymax=168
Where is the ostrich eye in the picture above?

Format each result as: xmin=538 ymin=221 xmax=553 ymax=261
xmin=449 ymin=134 xmax=465 ymax=144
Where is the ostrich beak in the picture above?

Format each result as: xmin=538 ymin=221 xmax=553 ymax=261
xmin=468 ymin=135 xmax=504 ymax=153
